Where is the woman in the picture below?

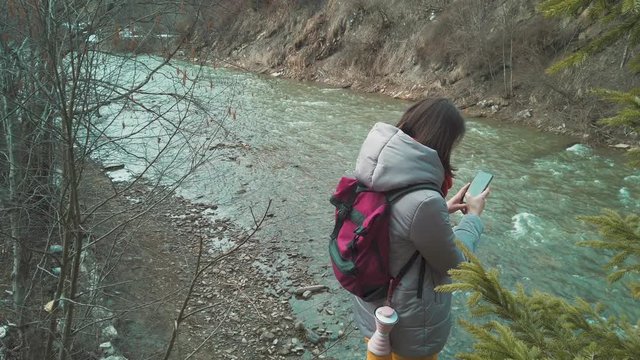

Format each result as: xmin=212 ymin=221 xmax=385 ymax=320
xmin=352 ymin=98 xmax=490 ymax=359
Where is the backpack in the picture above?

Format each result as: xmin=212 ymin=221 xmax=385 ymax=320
xmin=328 ymin=177 xmax=441 ymax=303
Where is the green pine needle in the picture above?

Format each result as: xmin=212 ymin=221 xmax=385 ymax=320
xmin=627 ymin=148 xmax=640 ymax=167
xmin=453 ymin=2 xmax=640 ymax=358
xmin=443 ymin=239 xmax=640 ymax=358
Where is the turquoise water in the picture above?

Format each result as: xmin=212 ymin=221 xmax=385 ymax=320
xmin=96 ymin=56 xmax=640 ymax=359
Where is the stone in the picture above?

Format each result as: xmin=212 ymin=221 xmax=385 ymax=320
xmin=612 ymin=143 xmax=632 ymax=149
xmin=259 ymin=331 xmax=275 ymax=341
xmin=0 ymin=325 xmax=7 ymax=338
xmin=294 ymin=285 xmax=327 ymax=295
xmin=99 ymin=342 xmax=115 ymax=356
xmin=516 ymin=109 xmax=533 ymax=119
xmin=102 ymin=325 xmax=118 ymax=340
xmin=305 ymin=329 xmax=321 ymax=344
xmin=477 ymin=99 xmax=493 ymax=108
xmin=325 ymin=308 xmax=334 ymax=315
xmin=103 ymin=164 xmax=125 ymax=172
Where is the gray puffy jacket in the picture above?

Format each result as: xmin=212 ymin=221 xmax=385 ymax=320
xmin=351 ymin=122 xmax=484 ymax=357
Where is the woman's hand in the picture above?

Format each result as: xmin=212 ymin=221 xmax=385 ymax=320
xmin=447 ymin=183 xmax=470 ymax=214
xmin=465 ymin=187 xmax=491 ymax=216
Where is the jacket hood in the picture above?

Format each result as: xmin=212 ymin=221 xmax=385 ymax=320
xmin=355 ymin=122 xmax=444 ymax=192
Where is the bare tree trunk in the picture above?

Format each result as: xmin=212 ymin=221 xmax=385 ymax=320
xmin=4 ymin=1 xmax=227 ymax=358
xmin=503 ymin=31 xmax=508 ymax=96
xmin=2 ymin=88 xmax=29 ymax=332
xmin=59 ymin=112 xmax=84 ymax=360
xmin=510 ymin=37 xmax=513 ymax=96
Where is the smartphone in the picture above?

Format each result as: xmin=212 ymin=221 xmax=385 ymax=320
xmin=468 ymin=171 xmax=493 ymax=197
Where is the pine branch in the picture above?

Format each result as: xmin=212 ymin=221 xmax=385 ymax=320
xmin=440 ymin=241 xmax=640 ymax=358
xmin=457 ymin=320 xmax=542 ymax=360
xmin=452 ymin=2 xmax=640 ymax=358
xmin=537 ymin=0 xmax=592 ymax=18
xmin=628 ymin=147 xmax=640 ymax=167
xmin=546 ymin=21 xmax=635 ymax=74
xmin=539 ymin=1 xmax=640 ymax=128
xmin=579 ymin=210 xmax=640 ymax=298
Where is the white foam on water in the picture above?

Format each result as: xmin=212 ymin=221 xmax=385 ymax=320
xmin=533 ymin=157 xmax=576 ymax=177
xmin=566 ymin=143 xmax=592 ymax=156
xmin=624 ymin=174 xmax=640 ymax=184
xmin=298 ymin=100 xmax=329 ymax=107
xmin=105 ymin=168 xmax=135 ymax=182
xmin=549 ymin=168 xmax=562 ymax=176
xmin=510 ymin=212 xmax=545 ymax=244
xmin=467 ymin=126 xmax=494 ymax=137
xmin=618 ymin=187 xmax=634 ymax=206
xmin=288 ymin=120 xmax=312 ymax=127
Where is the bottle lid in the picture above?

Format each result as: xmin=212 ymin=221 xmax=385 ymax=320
xmin=375 ymin=306 xmax=398 ymax=325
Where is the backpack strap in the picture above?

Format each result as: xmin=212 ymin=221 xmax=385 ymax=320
xmin=386 ymin=250 xmax=420 ymax=305
xmin=329 ymin=195 xmax=354 ymax=241
xmin=329 ymin=187 xmax=366 ymax=240
xmin=386 ymin=182 xmax=443 ymax=204
xmin=386 ymin=252 xmax=428 ymax=304
xmin=417 ymin=257 xmax=426 ymax=299
xmin=385 ymin=183 xmax=442 ymax=303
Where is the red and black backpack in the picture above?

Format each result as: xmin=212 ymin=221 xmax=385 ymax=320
xmin=329 ymin=177 xmax=440 ymax=302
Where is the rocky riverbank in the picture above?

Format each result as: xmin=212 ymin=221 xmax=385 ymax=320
xmin=83 ymin=164 xmax=343 ymax=360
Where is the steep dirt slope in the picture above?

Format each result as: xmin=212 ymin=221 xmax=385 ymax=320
xmin=198 ymin=0 xmax=638 ymax=143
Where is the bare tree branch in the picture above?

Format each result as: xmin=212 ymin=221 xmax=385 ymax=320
xmin=162 ymin=200 xmax=272 ymax=360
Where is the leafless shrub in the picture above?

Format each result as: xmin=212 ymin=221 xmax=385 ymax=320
xmin=0 ymin=1 xmax=248 ymax=359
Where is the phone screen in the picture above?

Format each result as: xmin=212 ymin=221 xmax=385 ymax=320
xmin=468 ymin=171 xmax=493 ymax=197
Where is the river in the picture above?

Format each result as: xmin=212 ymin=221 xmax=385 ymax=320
xmin=95 ymin=56 xmax=640 ymax=359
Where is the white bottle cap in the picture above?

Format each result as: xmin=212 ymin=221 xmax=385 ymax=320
xmin=375 ymin=306 xmax=398 ymax=326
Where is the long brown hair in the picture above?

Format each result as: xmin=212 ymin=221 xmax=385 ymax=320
xmin=396 ymin=98 xmax=466 ymax=175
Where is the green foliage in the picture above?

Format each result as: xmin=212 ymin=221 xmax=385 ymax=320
xmin=539 ymin=0 xmax=640 ymax=138
xmin=628 ymin=147 xmax=640 ymax=166
xmin=445 ymin=2 xmax=640 ymax=358
xmin=536 ymin=0 xmax=592 ymax=18
xmin=439 ymin=242 xmax=640 ymax=359
xmin=538 ymin=0 xmax=640 ymax=70
xmin=589 ymin=88 xmax=640 ymax=164
xmin=579 ymin=209 xmax=640 ymax=298
xmin=544 ymin=23 xmax=632 ymax=74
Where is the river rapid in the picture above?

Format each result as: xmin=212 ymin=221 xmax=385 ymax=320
xmin=95 ymin=56 xmax=640 ymax=359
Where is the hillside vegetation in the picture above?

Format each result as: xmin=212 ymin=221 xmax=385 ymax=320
xmin=189 ymin=0 xmax=639 ymax=142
